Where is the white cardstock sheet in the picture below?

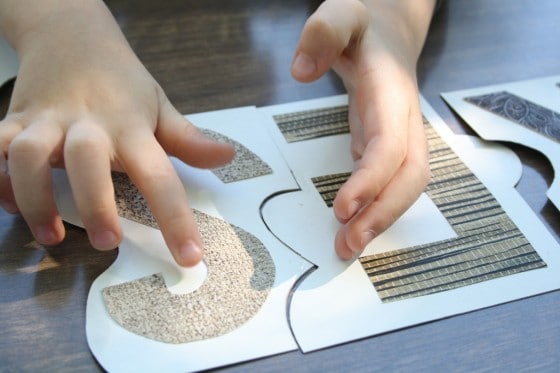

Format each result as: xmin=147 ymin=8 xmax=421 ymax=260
xmin=52 ymin=95 xmax=560 ymax=371
xmin=442 ymin=75 xmax=560 ymax=210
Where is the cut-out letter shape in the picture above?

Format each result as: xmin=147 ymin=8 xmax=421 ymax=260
xmin=258 ymin=95 xmax=560 ymax=353
xmin=360 ymin=118 xmax=545 ymax=302
xmin=53 ymin=106 xmax=312 ymax=372
xmin=103 ymin=173 xmax=275 ymax=344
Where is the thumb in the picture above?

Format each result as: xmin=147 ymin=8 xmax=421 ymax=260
xmin=291 ymin=0 xmax=369 ymax=83
xmin=156 ymin=97 xmax=235 ymax=169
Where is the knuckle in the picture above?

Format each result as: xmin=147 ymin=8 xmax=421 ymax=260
xmin=64 ymin=128 xmax=107 ymax=156
xmin=306 ymin=13 xmax=338 ymax=43
xmin=81 ymin=203 xmax=115 ymax=223
xmin=8 ymin=135 xmax=49 ymax=158
xmin=142 ymin=164 xmax=175 ymax=185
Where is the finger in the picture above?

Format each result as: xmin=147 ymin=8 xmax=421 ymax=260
xmin=333 ymin=79 xmax=410 ymax=223
xmin=119 ymin=131 xmax=203 ymax=267
xmin=155 ymin=94 xmax=235 ymax=168
xmin=0 ymin=119 xmax=22 ymax=213
xmin=64 ymin=120 xmax=122 ymax=250
xmin=336 ymin=114 xmax=430 ymax=259
xmin=291 ymin=0 xmax=368 ymax=82
xmin=8 ymin=120 xmax=66 ymax=245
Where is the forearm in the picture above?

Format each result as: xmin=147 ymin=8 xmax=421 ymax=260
xmin=0 ymin=0 xmax=131 ymax=62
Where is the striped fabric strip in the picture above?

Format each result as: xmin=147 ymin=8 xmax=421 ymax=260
xmin=359 ymin=118 xmax=546 ymax=302
xmin=273 ymin=105 xmax=546 ymax=302
xmin=311 ymin=172 xmax=351 ymax=207
xmin=273 ymin=105 xmax=349 ymax=143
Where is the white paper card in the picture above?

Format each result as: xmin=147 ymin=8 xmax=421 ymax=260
xmin=52 ymin=95 xmax=560 ymax=371
xmin=442 ymin=75 xmax=560 ymax=210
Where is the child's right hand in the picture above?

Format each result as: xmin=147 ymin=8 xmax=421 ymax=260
xmin=291 ymin=0 xmax=436 ymax=260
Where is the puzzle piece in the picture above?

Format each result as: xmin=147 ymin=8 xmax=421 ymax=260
xmin=464 ymin=91 xmax=560 ymax=143
xmin=102 ymin=174 xmax=275 ymax=344
xmin=53 ymin=96 xmax=560 ymax=370
xmin=54 ymin=106 xmax=310 ymax=372
xmin=259 ymin=95 xmax=560 ymax=352
xmin=442 ymin=75 xmax=560 ymax=210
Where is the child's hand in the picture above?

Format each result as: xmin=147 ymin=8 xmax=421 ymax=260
xmin=291 ymin=0 xmax=435 ymax=260
xmin=0 ymin=1 xmax=234 ymax=267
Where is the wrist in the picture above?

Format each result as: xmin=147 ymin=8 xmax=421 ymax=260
xmin=362 ymin=0 xmax=436 ymax=64
xmin=0 ymin=0 xmax=130 ymax=61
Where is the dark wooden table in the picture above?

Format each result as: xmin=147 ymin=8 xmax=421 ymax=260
xmin=1 ymin=0 xmax=559 ymax=371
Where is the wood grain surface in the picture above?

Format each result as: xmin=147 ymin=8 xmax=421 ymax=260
xmin=1 ymin=0 xmax=559 ymax=371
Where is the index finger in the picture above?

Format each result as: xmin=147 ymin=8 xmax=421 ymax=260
xmin=118 ymin=131 xmax=203 ymax=267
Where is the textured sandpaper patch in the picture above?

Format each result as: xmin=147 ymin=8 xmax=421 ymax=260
xmin=103 ymin=173 xmax=276 ymax=343
xmin=200 ymin=128 xmax=273 ymax=182
xmin=113 ymin=173 xmax=159 ymax=229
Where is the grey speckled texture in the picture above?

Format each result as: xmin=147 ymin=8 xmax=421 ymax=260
xmin=104 ymin=173 xmax=276 ymax=343
xmin=200 ymin=128 xmax=273 ymax=183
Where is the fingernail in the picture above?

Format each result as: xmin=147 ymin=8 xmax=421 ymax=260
xmin=292 ymin=53 xmax=316 ymax=77
xmin=35 ymin=225 xmax=57 ymax=245
xmin=360 ymin=230 xmax=376 ymax=249
xmin=347 ymin=200 xmax=361 ymax=219
xmin=93 ymin=230 xmax=118 ymax=250
xmin=178 ymin=240 xmax=203 ymax=267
